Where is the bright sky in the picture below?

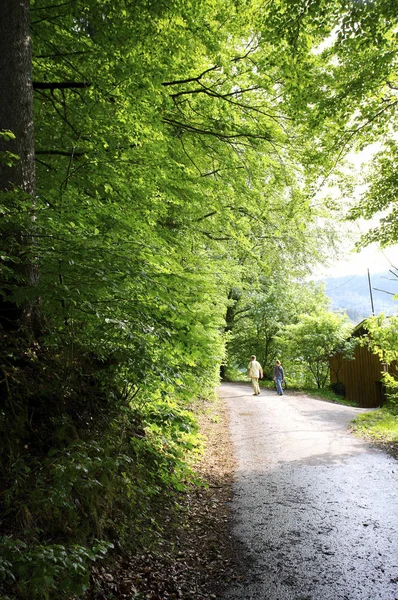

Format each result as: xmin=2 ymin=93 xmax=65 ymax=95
xmin=317 ymin=243 xmax=398 ymax=279
xmin=314 ymin=141 xmax=398 ymax=279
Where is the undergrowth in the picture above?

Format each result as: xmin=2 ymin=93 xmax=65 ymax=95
xmin=0 ymin=330 xmax=205 ymax=600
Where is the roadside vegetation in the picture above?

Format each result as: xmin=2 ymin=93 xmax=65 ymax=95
xmin=295 ymin=387 xmax=360 ymax=408
xmin=351 ymin=315 xmax=398 ymax=456
xmin=351 ymin=392 xmax=398 ymax=462
xmin=352 ymin=406 xmax=398 ymax=446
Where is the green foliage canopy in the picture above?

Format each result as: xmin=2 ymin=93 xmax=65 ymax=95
xmin=267 ymin=0 xmax=398 ymax=246
xmin=362 ymin=314 xmax=398 ymax=408
xmin=225 ymin=275 xmax=330 ymax=376
xmin=23 ymin=0 xmax=333 ymax=390
xmin=1 ymin=2 xmax=336 ymax=598
xmin=277 ymin=310 xmax=354 ymax=388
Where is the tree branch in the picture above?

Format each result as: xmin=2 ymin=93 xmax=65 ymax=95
xmin=201 ymin=169 xmax=221 ymax=177
xmin=33 ymin=82 xmax=91 ymax=90
xmin=35 ymin=51 xmax=90 ymax=59
xmin=170 ymin=85 xmax=261 ymax=100
xmin=232 ymin=43 xmax=261 ymax=62
xmin=197 ymin=229 xmax=230 ymax=241
xmin=35 ymin=88 xmax=81 ymax=137
xmin=162 ymin=65 xmax=220 ymax=87
xmin=163 ymin=117 xmax=272 ymax=142
xmin=196 ymin=211 xmax=218 ymax=222
xmin=172 ymin=84 xmax=290 ymax=124
xmin=31 ymin=2 xmax=70 ymax=11
xmin=35 ymin=157 xmax=56 ymax=170
xmin=35 ymin=150 xmax=86 ymax=157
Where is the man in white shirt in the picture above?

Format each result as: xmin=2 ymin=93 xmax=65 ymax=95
xmin=247 ymin=354 xmax=263 ymax=395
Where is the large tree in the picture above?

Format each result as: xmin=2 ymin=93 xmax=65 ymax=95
xmin=0 ymin=0 xmax=39 ymax=330
xmin=0 ymin=1 xmax=34 ymax=194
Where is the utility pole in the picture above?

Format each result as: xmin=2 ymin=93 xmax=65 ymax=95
xmin=367 ymin=268 xmax=375 ymax=316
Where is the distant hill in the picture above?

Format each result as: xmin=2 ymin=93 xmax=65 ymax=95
xmin=323 ymin=271 xmax=398 ymax=323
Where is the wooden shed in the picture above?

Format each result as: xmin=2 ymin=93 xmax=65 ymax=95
xmin=330 ymin=321 xmax=387 ymax=408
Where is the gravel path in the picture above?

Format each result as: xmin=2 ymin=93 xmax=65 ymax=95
xmin=219 ymin=382 xmax=398 ymax=600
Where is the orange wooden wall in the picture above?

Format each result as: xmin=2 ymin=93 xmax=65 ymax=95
xmin=330 ymin=345 xmax=385 ymax=408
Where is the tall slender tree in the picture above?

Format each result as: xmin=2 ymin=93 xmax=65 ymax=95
xmin=0 ymin=0 xmax=39 ymax=330
xmin=0 ymin=0 xmax=34 ymax=195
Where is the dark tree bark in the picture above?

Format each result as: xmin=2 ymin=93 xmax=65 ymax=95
xmin=220 ymin=288 xmax=242 ymax=380
xmin=0 ymin=0 xmax=35 ymax=195
xmin=0 ymin=1 xmax=40 ymax=331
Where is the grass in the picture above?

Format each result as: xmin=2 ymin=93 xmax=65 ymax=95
xmin=351 ymin=404 xmax=398 ymax=444
xmin=300 ymin=387 xmax=360 ymax=407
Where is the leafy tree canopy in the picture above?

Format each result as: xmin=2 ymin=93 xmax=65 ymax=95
xmin=225 ymin=273 xmax=330 ymax=376
xmin=277 ymin=310 xmax=354 ymax=388
xmin=362 ymin=314 xmax=398 ymax=408
xmin=22 ymin=0 xmax=336 ymax=389
xmin=263 ymin=0 xmax=398 ymax=245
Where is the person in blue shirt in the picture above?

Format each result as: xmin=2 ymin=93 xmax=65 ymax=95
xmin=273 ymin=360 xmax=285 ymax=396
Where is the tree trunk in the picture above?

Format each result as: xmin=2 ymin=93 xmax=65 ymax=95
xmin=220 ymin=287 xmax=242 ymax=380
xmin=0 ymin=0 xmax=40 ymax=332
xmin=0 ymin=0 xmax=35 ymax=195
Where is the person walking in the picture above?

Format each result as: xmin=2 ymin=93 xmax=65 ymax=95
xmin=248 ymin=355 xmax=263 ymax=395
xmin=273 ymin=359 xmax=285 ymax=396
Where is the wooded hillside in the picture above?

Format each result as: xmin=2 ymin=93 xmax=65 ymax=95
xmin=324 ymin=271 xmax=398 ymax=323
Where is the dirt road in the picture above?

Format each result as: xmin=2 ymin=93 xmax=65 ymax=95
xmin=219 ymin=383 xmax=398 ymax=600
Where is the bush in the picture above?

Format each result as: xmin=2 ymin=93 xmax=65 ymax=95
xmin=329 ymin=381 xmax=346 ymax=397
xmin=0 ymin=332 xmax=207 ymax=599
xmin=0 ymin=538 xmax=112 ymax=600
